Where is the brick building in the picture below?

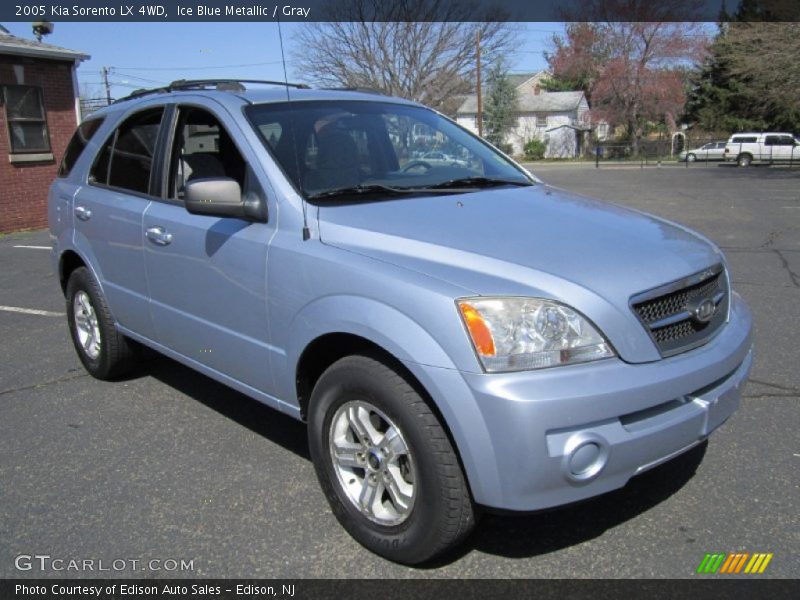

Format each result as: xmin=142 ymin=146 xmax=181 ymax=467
xmin=0 ymin=28 xmax=88 ymax=233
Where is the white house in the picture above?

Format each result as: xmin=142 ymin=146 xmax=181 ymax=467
xmin=455 ymin=71 xmax=594 ymax=157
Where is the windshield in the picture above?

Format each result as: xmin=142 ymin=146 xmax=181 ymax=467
xmin=245 ymin=100 xmax=533 ymax=200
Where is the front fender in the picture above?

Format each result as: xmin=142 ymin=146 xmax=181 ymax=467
xmin=286 ymin=294 xmax=457 ymax=378
xmin=280 ymin=294 xmax=500 ymax=505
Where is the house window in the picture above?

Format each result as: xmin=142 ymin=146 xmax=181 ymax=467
xmin=2 ymin=85 xmax=51 ymax=153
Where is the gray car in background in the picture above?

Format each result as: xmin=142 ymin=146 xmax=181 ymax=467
xmin=679 ymin=141 xmax=727 ymax=162
xmin=49 ymin=80 xmax=753 ymax=564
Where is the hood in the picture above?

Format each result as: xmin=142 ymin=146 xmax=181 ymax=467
xmin=317 ymin=184 xmax=723 ymax=361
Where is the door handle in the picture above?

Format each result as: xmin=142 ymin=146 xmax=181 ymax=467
xmin=74 ymin=206 xmax=92 ymax=221
xmin=145 ymin=226 xmax=173 ymax=246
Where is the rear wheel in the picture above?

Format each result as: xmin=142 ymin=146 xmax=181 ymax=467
xmin=307 ymin=355 xmax=476 ymax=564
xmin=66 ymin=267 xmax=138 ymax=380
xmin=737 ymin=153 xmax=752 ymax=167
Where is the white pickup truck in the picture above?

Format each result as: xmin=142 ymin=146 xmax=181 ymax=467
xmin=724 ymin=132 xmax=800 ymax=166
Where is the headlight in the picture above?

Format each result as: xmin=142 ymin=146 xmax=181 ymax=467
xmin=457 ymin=297 xmax=615 ymax=372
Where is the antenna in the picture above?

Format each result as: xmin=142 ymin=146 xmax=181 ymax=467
xmin=277 ymin=19 xmax=310 ymax=241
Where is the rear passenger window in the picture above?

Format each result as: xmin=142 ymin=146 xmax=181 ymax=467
xmin=90 ymin=108 xmax=164 ymax=195
xmin=58 ymin=118 xmax=104 ymax=177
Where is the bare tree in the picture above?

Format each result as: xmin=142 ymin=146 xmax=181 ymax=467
xmin=79 ymin=82 xmax=110 ymax=117
xmin=291 ymin=0 xmax=517 ymax=113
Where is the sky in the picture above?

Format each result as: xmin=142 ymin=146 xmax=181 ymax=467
xmin=1 ymin=21 xmax=559 ymax=100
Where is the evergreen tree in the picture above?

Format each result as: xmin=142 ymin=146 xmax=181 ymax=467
xmin=483 ymin=62 xmax=519 ymax=149
xmin=684 ymin=2 xmax=800 ymax=132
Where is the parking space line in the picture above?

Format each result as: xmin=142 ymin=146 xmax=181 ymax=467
xmin=0 ymin=305 xmax=64 ymax=317
xmin=13 ymin=245 xmax=51 ymax=250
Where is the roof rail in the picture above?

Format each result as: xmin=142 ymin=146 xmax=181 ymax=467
xmin=114 ymin=78 xmax=310 ymax=104
xmin=169 ymin=79 xmax=311 ymax=91
xmin=321 ymin=86 xmax=387 ymax=95
xmin=114 ymin=86 xmax=170 ymax=103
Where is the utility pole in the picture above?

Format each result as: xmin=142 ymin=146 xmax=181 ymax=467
xmin=101 ymin=67 xmax=112 ymax=105
xmin=476 ymin=30 xmax=483 ymax=138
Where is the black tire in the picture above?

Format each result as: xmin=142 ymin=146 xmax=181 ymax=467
xmin=737 ymin=153 xmax=752 ymax=167
xmin=65 ymin=267 xmax=137 ymax=380
xmin=307 ymin=355 xmax=476 ymax=564
xmin=686 ymin=153 xmax=696 ymax=163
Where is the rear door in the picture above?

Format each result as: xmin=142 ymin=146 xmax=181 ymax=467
xmin=71 ymin=106 xmax=166 ymax=340
xmin=142 ymin=101 xmax=276 ymax=394
xmin=50 ymin=117 xmax=106 ymax=244
xmin=764 ymin=135 xmax=781 ymax=162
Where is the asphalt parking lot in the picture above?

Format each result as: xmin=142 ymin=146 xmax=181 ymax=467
xmin=1 ymin=164 xmax=798 ymax=579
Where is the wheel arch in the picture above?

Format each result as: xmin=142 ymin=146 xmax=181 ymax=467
xmin=58 ymin=249 xmax=87 ymax=295
xmin=295 ymin=330 xmax=490 ymax=505
xmin=287 ymin=296 xmax=500 ymax=505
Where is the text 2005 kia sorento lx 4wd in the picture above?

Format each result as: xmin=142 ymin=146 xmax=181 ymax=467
xmin=49 ymin=80 xmax=753 ymax=564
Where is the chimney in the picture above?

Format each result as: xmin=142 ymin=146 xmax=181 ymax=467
xmin=534 ymin=84 xmax=541 ymax=96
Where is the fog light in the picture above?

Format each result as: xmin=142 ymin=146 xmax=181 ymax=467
xmin=570 ymin=442 xmax=601 ymax=475
xmin=563 ymin=434 xmax=608 ymax=483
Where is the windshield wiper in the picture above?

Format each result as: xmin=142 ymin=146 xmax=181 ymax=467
xmin=307 ymin=182 xmax=486 ymax=201
xmin=307 ymin=184 xmax=420 ymax=201
xmin=307 ymin=177 xmax=533 ymax=201
xmin=425 ymin=176 xmax=533 ymax=190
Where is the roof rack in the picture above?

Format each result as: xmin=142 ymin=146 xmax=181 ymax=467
xmin=321 ymin=86 xmax=387 ymax=95
xmin=114 ymin=78 xmax=310 ymax=104
xmin=170 ymin=79 xmax=310 ymax=91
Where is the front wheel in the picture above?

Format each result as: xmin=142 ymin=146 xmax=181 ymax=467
xmin=66 ymin=267 xmax=137 ymax=380
xmin=686 ymin=153 xmax=696 ymax=163
xmin=307 ymin=355 xmax=476 ymax=564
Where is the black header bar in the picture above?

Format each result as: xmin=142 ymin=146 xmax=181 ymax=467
xmin=2 ymin=0 xmax=800 ymax=22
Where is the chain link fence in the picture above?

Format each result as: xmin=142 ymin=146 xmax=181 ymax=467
xmin=591 ymin=134 xmax=800 ymax=168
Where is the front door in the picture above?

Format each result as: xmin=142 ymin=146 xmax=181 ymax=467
xmin=142 ymin=103 xmax=275 ymax=394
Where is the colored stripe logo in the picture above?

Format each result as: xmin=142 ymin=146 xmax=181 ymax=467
xmin=696 ymin=552 xmax=773 ymax=574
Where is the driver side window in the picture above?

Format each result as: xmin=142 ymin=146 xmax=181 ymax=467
xmin=169 ymin=107 xmax=246 ymax=200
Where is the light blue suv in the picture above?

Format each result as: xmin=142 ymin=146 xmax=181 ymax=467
xmin=49 ymin=80 xmax=753 ymax=564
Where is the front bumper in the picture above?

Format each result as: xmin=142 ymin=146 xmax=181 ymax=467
xmin=411 ymin=293 xmax=753 ymax=511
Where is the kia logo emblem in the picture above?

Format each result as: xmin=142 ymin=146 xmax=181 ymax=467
xmin=692 ymin=298 xmax=716 ymax=324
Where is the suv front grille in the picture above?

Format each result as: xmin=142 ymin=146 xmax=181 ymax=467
xmin=631 ymin=266 xmax=728 ymax=357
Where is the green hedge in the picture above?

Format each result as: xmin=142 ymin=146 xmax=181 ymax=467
xmin=524 ymin=139 xmax=546 ymax=160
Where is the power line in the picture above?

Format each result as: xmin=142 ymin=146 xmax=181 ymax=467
xmin=113 ymin=73 xmax=168 ymax=85
xmin=111 ymin=59 xmax=289 ymax=71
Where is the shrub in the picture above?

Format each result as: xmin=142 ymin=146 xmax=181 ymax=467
xmin=524 ymin=139 xmax=546 ymax=160
xmin=497 ymin=143 xmax=514 ymax=155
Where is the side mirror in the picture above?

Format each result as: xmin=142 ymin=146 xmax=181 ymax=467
xmin=184 ymin=177 xmax=266 ymax=222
